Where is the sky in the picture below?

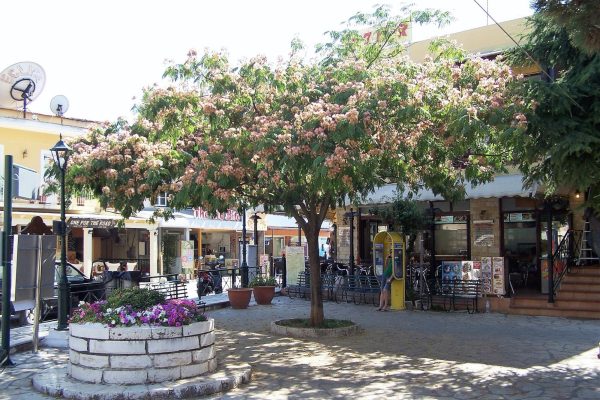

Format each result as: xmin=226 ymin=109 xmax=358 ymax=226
xmin=0 ymin=0 xmax=533 ymax=123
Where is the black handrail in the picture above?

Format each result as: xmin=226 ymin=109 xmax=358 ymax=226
xmin=552 ymin=229 xmax=581 ymax=295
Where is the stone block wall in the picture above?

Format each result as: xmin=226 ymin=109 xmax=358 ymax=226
xmin=68 ymin=319 xmax=216 ymax=384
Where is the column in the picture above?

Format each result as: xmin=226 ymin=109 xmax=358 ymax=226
xmin=83 ymin=228 xmax=93 ymax=277
xmin=149 ymin=228 xmax=159 ymax=276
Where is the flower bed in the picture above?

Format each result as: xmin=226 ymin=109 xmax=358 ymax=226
xmin=69 ymin=320 xmax=217 ymax=384
xmin=70 ymin=298 xmax=207 ymax=327
xmin=67 ymin=288 xmax=216 ymax=385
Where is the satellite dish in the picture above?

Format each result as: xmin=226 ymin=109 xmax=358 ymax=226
xmin=0 ymin=61 xmax=46 ymax=116
xmin=50 ymin=95 xmax=69 ymax=117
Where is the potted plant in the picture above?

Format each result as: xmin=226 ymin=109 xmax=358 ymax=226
xmin=227 ymin=275 xmax=254 ymax=309
xmin=249 ymin=275 xmax=277 ymax=305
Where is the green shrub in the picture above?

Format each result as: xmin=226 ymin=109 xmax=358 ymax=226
xmin=107 ymin=287 xmax=166 ymax=311
xmin=249 ymin=275 xmax=277 ymax=287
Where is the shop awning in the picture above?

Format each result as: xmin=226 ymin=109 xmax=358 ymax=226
xmin=363 ymin=174 xmax=538 ymax=205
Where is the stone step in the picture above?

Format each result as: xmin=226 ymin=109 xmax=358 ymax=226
xmin=559 ymin=282 xmax=600 ymax=292
xmin=571 ymin=266 xmax=600 ymax=276
xmin=511 ymin=295 xmax=600 ymax=313
xmin=557 ymin=290 xmax=600 ymax=302
xmin=507 ymin=306 xmax=600 ymax=319
xmin=563 ymin=274 xmax=600 ymax=284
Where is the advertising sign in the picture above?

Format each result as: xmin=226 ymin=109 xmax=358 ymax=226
xmin=481 ymin=257 xmax=493 ymax=294
xmin=492 ymin=257 xmax=506 ymax=295
xmin=180 ymin=240 xmax=195 ymax=271
xmin=10 ymin=235 xmax=56 ymax=308
xmin=285 ymin=246 xmax=305 ymax=286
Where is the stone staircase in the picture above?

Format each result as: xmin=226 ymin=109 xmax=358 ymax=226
xmin=509 ymin=265 xmax=600 ymax=319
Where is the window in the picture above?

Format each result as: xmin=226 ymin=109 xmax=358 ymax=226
xmin=155 ymin=192 xmax=168 ymax=207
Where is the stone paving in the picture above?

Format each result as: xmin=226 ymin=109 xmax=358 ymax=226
xmin=1 ymin=296 xmax=599 ymax=399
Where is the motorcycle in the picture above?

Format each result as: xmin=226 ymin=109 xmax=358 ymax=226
xmin=196 ymin=270 xmax=223 ymax=297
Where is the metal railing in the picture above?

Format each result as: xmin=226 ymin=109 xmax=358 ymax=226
xmin=552 ymin=229 xmax=582 ymax=296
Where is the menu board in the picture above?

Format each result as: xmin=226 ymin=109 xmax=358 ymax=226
xmin=492 ymin=257 xmax=505 ymax=295
xmin=481 ymin=257 xmax=493 ymax=294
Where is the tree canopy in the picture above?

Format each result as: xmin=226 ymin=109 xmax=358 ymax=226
xmin=508 ymin=11 xmax=600 ymax=210
xmin=532 ymin=0 xmax=600 ymax=54
xmin=64 ymin=6 xmax=527 ymax=325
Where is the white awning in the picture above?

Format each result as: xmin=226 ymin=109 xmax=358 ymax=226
xmin=364 ymin=174 xmax=538 ymax=205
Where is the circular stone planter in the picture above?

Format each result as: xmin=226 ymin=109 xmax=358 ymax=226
xmin=252 ymin=286 xmax=276 ymax=305
xmin=67 ymin=319 xmax=217 ymax=384
xmin=270 ymin=319 xmax=360 ymax=338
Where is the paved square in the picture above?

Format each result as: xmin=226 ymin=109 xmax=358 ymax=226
xmin=1 ymin=296 xmax=599 ymax=399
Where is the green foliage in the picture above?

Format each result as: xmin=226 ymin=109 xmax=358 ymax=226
xmin=532 ymin=0 xmax=600 ymax=54
xmin=65 ymin=5 xmax=526 ymax=326
xmin=249 ymin=275 xmax=277 ymax=287
xmin=107 ymin=287 xmax=166 ymax=311
xmin=371 ymin=198 xmax=428 ymax=237
xmin=507 ymin=12 xmax=600 ymax=212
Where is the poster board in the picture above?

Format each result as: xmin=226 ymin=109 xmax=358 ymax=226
xmin=460 ymin=261 xmax=474 ymax=280
xmin=11 ymin=235 xmax=56 ymax=310
xmin=473 ymin=224 xmax=494 ymax=247
xmin=285 ymin=246 xmax=305 ymax=285
xmin=180 ymin=240 xmax=195 ymax=271
xmin=441 ymin=261 xmax=461 ymax=291
xmin=259 ymin=254 xmax=270 ymax=275
xmin=492 ymin=256 xmax=505 ymax=295
xmin=481 ymin=257 xmax=493 ymax=294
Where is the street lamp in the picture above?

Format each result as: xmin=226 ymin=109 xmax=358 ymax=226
xmin=343 ymin=208 xmax=358 ymax=275
xmin=51 ymin=136 xmax=71 ymax=330
xmin=241 ymin=207 xmax=248 ymax=288
xmin=249 ymin=213 xmax=261 ymax=246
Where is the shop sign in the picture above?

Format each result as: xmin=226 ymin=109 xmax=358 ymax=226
xmin=435 ymin=215 xmax=454 ymax=224
xmin=506 ymin=212 xmax=535 ymax=222
xmin=193 ymin=208 xmax=241 ymax=221
xmin=67 ymin=217 xmax=116 ymax=228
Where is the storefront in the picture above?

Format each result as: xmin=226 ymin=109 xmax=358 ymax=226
xmin=347 ymin=174 xmax=583 ymax=296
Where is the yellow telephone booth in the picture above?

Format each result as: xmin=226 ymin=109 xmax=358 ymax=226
xmin=373 ymin=231 xmax=406 ymax=310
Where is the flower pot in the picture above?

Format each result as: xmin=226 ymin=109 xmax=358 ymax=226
xmin=252 ymin=286 xmax=275 ymax=305
xmin=228 ymin=288 xmax=253 ymax=309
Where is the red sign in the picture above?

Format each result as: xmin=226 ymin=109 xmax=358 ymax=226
xmin=193 ymin=208 xmax=241 ymax=221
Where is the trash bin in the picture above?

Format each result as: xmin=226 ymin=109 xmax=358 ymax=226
xmin=103 ymin=271 xmax=120 ymax=295
xmin=120 ymin=271 xmax=141 ymax=289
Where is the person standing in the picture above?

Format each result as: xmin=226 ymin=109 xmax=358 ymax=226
xmin=378 ymin=251 xmax=393 ymax=311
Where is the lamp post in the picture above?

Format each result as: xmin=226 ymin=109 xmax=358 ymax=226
xmin=250 ymin=213 xmax=261 ymax=246
xmin=241 ymin=207 xmax=248 ymax=287
xmin=344 ymin=208 xmax=358 ymax=275
xmin=51 ymin=136 xmax=71 ymax=330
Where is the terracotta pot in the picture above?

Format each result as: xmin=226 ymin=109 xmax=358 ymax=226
xmin=228 ymin=288 xmax=253 ymax=309
xmin=252 ymin=286 xmax=275 ymax=305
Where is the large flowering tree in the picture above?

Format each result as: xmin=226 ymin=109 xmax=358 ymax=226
xmin=65 ymin=7 xmax=528 ymax=325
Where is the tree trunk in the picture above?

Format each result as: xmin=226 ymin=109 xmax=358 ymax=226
xmin=305 ymin=229 xmax=324 ymax=326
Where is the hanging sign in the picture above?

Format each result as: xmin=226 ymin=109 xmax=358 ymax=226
xmin=67 ymin=217 xmax=117 ymax=228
